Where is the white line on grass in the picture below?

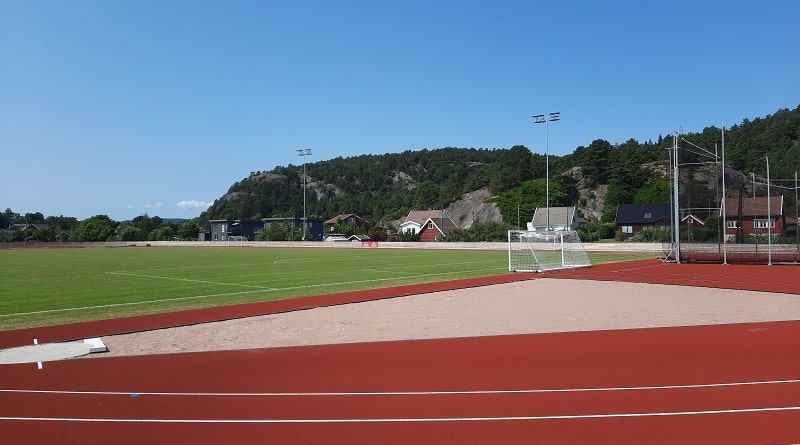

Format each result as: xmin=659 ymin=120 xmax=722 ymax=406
xmin=3 ymin=406 xmax=800 ymax=423
xmin=3 ymin=378 xmax=798 ymax=397
xmin=0 ymin=268 xmax=505 ymax=318
xmin=0 ymin=289 xmax=275 ymax=317
xmin=106 ymin=271 xmax=272 ymax=289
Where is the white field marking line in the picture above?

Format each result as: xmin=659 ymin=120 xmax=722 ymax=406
xmin=364 ymin=260 xmax=501 ymax=274
xmin=0 ymin=268 xmax=504 ymax=318
xmin=3 ymin=406 xmax=800 ymax=423
xmin=3 ymin=379 xmax=799 ymax=397
xmin=105 ymin=271 xmax=273 ymax=289
xmin=0 ymin=289 xmax=271 ymax=317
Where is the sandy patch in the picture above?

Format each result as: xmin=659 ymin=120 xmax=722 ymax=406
xmin=99 ymin=279 xmax=800 ymax=357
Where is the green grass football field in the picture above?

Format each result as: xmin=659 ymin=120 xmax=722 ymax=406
xmin=0 ymin=246 xmax=651 ymax=331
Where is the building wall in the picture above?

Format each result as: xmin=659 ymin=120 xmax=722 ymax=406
xmin=418 ymin=223 xmax=440 ymax=242
xmin=724 ymin=216 xmax=786 ymax=237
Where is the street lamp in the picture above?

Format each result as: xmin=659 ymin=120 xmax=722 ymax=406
xmin=297 ymin=148 xmax=312 ymax=240
xmin=533 ymin=112 xmax=560 ymax=231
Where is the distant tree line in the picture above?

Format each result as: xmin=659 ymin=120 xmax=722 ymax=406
xmin=0 ymin=210 xmax=201 ymax=243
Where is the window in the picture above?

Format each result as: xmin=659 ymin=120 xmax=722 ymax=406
xmin=754 ymin=219 xmax=774 ymax=229
xmin=427 ymin=222 xmax=434 ymax=229
xmin=727 ymin=220 xmax=738 ymax=229
xmin=622 ymin=225 xmax=633 ymax=234
xmin=644 ymin=213 xmax=652 ymax=219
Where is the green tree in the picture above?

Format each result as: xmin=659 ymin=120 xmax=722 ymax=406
xmin=257 ymin=221 xmax=301 ymax=241
xmin=131 ymin=214 xmax=162 ymax=239
xmin=444 ymin=221 xmax=511 ymax=242
xmin=576 ymin=139 xmax=613 ymax=185
xmin=117 ymin=226 xmax=143 ymax=241
xmin=413 ymin=181 xmax=439 ymax=209
xmin=178 ymin=221 xmax=201 ymax=240
xmin=489 ymin=145 xmax=532 ymax=193
xmin=633 ymin=179 xmax=670 ymax=203
xmin=491 ymin=179 xmax=566 ymax=227
xmin=73 ymin=215 xmax=116 ymax=241
xmin=149 ymin=225 xmax=175 ymax=241
xmin=333 ymin=218 xmax=355 ymax=236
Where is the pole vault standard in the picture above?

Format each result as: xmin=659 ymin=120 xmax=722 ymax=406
xmin=672 ymin=134 xmax=681 ymax=263
xmin=721 ymin=124 xmax=727 ymax=265
xmin=767 ymin=155 xmax=772 ymax=266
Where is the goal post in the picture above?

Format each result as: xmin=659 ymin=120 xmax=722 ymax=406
xmin=227 ymin=235 xmax=247 ymax=246
xmin=508 ymin=230 xmax=591 ymax=272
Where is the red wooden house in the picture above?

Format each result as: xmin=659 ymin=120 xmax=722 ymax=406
xmin=724 ymin=196 xmax=786 ymax=238
xmin=417 ymin=214 xmax=458 ymax=242
xmin=400 ymin=210 xmax=458 ymax=242
xmin=324 ymin=213 xmax=365 ymax=233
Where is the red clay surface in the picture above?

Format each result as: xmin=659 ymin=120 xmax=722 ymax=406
xmin=2 ymin=259 xmax=800 ymax=444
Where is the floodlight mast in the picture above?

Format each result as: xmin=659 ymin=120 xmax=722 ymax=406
xmin=533 ymin=112 xmax=560 ymax=231
xmin=297 ymin=148 xmax=312 ymax=241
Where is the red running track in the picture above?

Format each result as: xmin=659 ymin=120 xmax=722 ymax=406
xmin=2 ymin=259 xmax=800 ymax=443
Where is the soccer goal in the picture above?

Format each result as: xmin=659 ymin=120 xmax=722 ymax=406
xmin=508 ymin=230 xmax=592 ymax=272
xmin=227 ymin=235 xmax=247 ymax=246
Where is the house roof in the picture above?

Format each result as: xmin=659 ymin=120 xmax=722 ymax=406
xmin=209 ymin=219 xmax=261 ymax=224
xmin=530 ymin=206 xmax=577 ymax=227
xmin=419 ymin=216 xmax=458 ymax=235
xmin=404 ymin=210 xmax=446 ymax=225
xmin=324 ymin=213 xmax=360 ymax=225
xmin=681 ymin=214 xmax=705 ymax=225
xmin=20 ymin=223 xmax=50 ymax=231
xmin=615 ymin=203 xmax=671 ymax=224
xmin=724 ymin=196 xmax=783 ymax=217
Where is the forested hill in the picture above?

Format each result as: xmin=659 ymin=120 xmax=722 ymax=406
xmin=203 ymin=104 xmax=800 ymax=229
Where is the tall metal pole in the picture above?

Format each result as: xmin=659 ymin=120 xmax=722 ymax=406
xmin=297 ymin=149 xmax=312 ymax=241
xmin=766 ymin=155 xmax=772 ymax=265
xmin=721 ymin=124 xmax=727 ymax=265
xmin=533 ymin=112 xmax=560 ymax=231
xmin=672 ymin=133 xmax=681 ymax=263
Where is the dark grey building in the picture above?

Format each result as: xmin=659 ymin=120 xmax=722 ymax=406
xmin=262 ymin=216 xmax=324 ymax=241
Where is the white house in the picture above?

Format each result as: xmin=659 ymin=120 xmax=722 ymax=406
xmin=527 ymin=206 xmax=581 ymax=231
xmin=400 ymin=210 xmax=447 ymax=234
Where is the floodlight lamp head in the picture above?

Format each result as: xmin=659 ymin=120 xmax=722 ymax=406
xmin=533 ymin=114 xmax=546 ymax=123
xmin=549 ymin=112 xmax=560 ymax=121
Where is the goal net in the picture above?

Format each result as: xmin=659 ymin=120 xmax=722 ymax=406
xmin=508 ymin=230 xmax=591 ymax=272
xmin=227 ymin=235 xmax=247 ymax=246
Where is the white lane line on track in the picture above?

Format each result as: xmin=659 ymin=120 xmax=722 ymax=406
xmin=3 ymin=379 xmax=799 ymax=397
xmin=3 ymin=406 xmax=800 ymax=423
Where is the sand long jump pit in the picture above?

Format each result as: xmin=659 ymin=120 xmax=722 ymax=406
xmin=96 ymin=278 xmax=800 ymax=358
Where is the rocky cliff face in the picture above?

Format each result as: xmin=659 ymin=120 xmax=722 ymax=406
xmin=442 ymin=167 xmax=611 ymax=229
xmin=443 ymin=189 xmax=501 ymax=229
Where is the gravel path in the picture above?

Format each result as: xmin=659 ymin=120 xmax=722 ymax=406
xmin=98 ymin=278 xmax=800 ymax=358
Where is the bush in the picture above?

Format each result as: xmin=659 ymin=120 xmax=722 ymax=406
xmin=631 ymin=228 xmax=671 ymax=242
xmin=690 ymin=226 xmax=716 ymax=242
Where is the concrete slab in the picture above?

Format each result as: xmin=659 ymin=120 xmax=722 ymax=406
xmin=0 ymin=340 xmax=103 ymax=365
xmin=83 ymin=337 xmax=108 ymax=353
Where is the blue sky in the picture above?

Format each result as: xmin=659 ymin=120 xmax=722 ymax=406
xmin=2 ymin=0 xmax=798 ymax=221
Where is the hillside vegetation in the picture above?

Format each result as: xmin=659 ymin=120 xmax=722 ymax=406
xmin=204 ymin=105 xmax=800 ymax=234
xmin=4 ymin=104 xmax=799 ymax=242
